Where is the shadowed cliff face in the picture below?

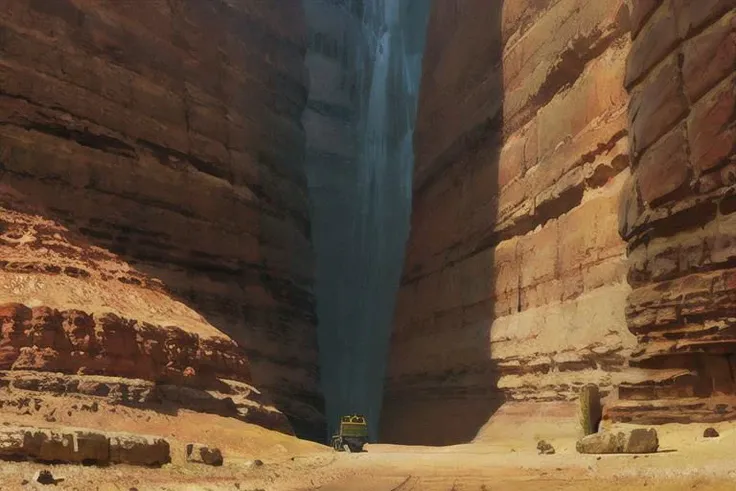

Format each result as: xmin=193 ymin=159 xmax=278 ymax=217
xmin=0 ymin=0 xmax=324 ymax=439
xmin=609 ymin=1 xmax=736 ymax=424
xmin=382 ymin=0 xmax=637 ymax=445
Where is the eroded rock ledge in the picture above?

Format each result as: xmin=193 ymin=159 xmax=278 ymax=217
xmin=0 ymin=0 xmax=324 ymax=438
xmin=0 ymin=303 xmax=251 ymax=384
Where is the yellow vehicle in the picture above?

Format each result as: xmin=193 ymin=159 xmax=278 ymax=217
xmin=330 ymin=414 xmax=368 ymax=452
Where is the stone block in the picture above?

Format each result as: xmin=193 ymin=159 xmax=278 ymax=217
xmin=629 ymin=54 xmax=688 ymax=159
xmin=688 ymin=76 xmax=736 ymax=175
xmin=636 ymin=125 xmax=691 ymax=206
xmin=674 ymin=0 xmax=736 ymax=39
xmin=625 ymin=1 xmax=678 ymax=88
xmin=520 ymin=220 xmax=559 ymax=289
xmin=72 ymin=431 xmax=110 ymax=464
xmin=186 ymin=443 xmax=224 ymax=466
xmin=23 ymin=429 xmax=75 ymax=462
xmin=630 ymin=0 xmax=664 ymax=37
xmin=109 ymin=433 xmax=170 ymax=466
xmin=681 ymin=11 xmax=736 ymax=103
xmin=576 ymin=428 xmax=659 ymax=453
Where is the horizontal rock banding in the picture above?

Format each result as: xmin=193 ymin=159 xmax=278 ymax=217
xmin=609 ymin=1 xmax=736 ymax=423
xmin=381 ymin=0 xmax=635 ymax=445
xmin=0 ymin=0 xmax=324 ymax=437
xmin=0 ymin=303 xmax=250 ymax=384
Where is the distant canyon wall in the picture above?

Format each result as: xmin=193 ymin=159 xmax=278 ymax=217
xmin=0 ymin=0 xmax=324 ymax=439
xmin=383 ymin=0 xmax=637 ymax=445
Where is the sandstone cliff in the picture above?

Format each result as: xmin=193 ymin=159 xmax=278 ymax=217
xmin=610 ymin=0 xmax=736 ymax=424
xmin=0 ymin=0 xmax=324 ymax=439
xmin=381 ymin=0 xmax=636 ymax=445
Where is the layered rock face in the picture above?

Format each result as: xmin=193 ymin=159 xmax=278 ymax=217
xmin=0 ymin=0 xmax=324 ymax=438
xmin=609 ymin=1 xmax=736 ymax=423
xmin=381 ymin=0 xmax=636 ymax=444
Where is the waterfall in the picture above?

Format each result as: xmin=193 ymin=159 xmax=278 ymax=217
xmin=302 ymin=0 xmax=431 ymax=441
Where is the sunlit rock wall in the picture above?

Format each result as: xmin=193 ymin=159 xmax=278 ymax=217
xmin=609 ymin=0 xmax=736 ymax=424
xmin=381 ymin=0 xmax=636 ymax=445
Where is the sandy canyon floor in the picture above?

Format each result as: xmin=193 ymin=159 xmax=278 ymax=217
xmin=2 ymin=403 xmax=736 ymax=491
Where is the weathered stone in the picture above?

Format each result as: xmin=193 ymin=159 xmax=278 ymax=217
xmin=23 ymin=429 xmax=75 ymax=462
xmin=673 ymin=0 xmax=736 ymax=39
xmin=630 ymin=0 xmax=664 ymax=37
xmin=579 ymin=384 xmax=603 ymax=436
xmin=537 ymin=440 xmax=555 ymax=455
xmin=636 ymin=125 xmax=691 ymax=205
xmin=109 ymin=434 xmax=170 ymax=467
xmin=0 ymin=428 xmax=25 ymax=457
xmin=625 ymin=1 xmax=678 ymax=88
xmin=186 ymin=443 xmax=224 ymax=466
xmin=72 ymin=431 xmax=110 ymax=464
xmin=681 ymin=11 xmax=736 ymax=103
xmin=625 ymin=428 xmax=660 ymax=453
xmin=629 ymin=54 xmax=688 ymax=159
xmin=576 ymin=428 xmax=659 ymax=454
xmin=33 ymin=469 xmax=57 ymax=485
xmin=617 ymin=1 xmax=736 ymax=425
xmin=688 ymin=76 xmax=736 ymax=175
xmin=704 ymin=427 xmax=720 ymax=437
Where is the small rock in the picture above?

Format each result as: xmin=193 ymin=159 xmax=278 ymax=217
xmin=536 ymin=440 xmax=555 ymax=455
xmin=186 ymin=443 xmax=223 ymax=466
xmin=576 ymin=428 xmax=658 ymax=454
xmin=704 ymin=427 xmax=719 ymax=438
xmin=33 ymin=470 xmax=57 ymax=485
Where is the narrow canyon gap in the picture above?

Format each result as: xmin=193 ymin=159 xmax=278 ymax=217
xmin=302 ymin=0 xmax=431 ymax=440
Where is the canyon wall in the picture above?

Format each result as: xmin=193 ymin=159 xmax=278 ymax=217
xmin=0 ymin=0 xmax=324 ymax=439
xmin=609 ymin=0 xmax=736 ymax=423
xmin=381 ymin=0 xmax=636 ymax=445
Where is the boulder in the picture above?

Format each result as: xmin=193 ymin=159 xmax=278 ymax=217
xmin=33 ymin=469 xmax=58 ymax=485
xmin=20 ymin=429 xmax=108 ymax=464
xmin=186 ymin=443 xmax=224 ymax=466
xmin=109 ymin=433 xmax=170 ymax=466
xmin=536 ymin=440 xmax=555 ymax=455
xmin=704 ymin=427 xmax=719 ymax=438
xmin=576 ymin=428 xmax=659 ymax=454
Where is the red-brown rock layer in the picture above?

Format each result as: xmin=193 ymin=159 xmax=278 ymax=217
xmin=0 ymin=303 xmax=251 ymax=384
xmin=0 ymin=0 xmax=324 ymax=438
xmin=607 ymin=1 xmax=736 ymax=424
xmin=381 ymin=0 xmax=636 ymax=445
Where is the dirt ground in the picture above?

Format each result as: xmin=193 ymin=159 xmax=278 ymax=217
xmin=4 ymin=417 xmax=736 ymax=490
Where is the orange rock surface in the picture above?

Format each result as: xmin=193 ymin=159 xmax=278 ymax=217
xmin=0 ymin=0 xmax=324 ymax=438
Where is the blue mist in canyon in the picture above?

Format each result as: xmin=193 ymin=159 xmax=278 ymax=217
xmin=302 ymin=0 xmax=431 ymax=440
